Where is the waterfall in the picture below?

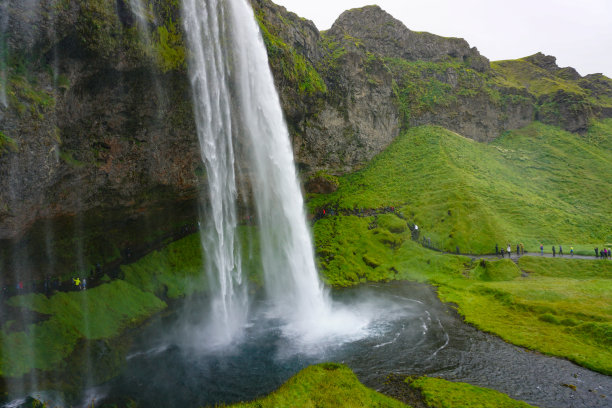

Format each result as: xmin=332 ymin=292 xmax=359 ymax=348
xmin=181 ymin=0 xmax=339 ymax=344
xmin=225 ymin=0 xmax=329 ymax=323
xmin=182 ymin=0 xmax=248 ymax=345
xmin=0 ymin=0 xmax=9 ymax=109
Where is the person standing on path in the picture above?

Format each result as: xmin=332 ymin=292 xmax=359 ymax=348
xmin=595 ymin=248 xmax=599 ymax=258
xmin=552 ymin=246 xmax=556 ymax=257
xmin=507 ymin=244 xmax=512 ymax=258
xmin=570 ymin=246 xmax=574 ymax=257
xmin=516 ymin=244 xmax=520 ymax=255
xmin=495 ymin=243 xmax=499 ymax=256
xmin=540 ymin=244 xmax=544 ymax=255
xmin=559 ymin=245 xmax=563 ymax=256
xmin=520 ymin=243 xmax=524 ymax=255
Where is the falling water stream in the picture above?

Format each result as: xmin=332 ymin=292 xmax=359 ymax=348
xmin=181 ymin=0 xmax=367 ymax=345
xmin=0 ymin=0 xmax=8 ymax=109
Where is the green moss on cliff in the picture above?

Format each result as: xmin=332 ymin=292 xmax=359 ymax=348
xmin=256 ymin=12 xmax=326 ymax=95
xmin=385 ymin=58 xmax=525 ymax=127
xmin=153 ymin=22 xmax=186 ymax=72
xmin=76 ymin=0 xmax=127 ymax=58
xmin=491 ymin=58 xmax=587 ymax=97
xmin=0 ymin=131 xmax=18 ymax=155
xmin=75 ymin=0 xmax=186 ymax=72
xmin=6 ymin=61 xmax=55 ymax=119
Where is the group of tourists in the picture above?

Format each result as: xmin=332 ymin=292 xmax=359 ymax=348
xmin=544 ymin=244 xmax=571 ymax=257
xmin=72 ymin=277 xmax=87 ymax=290
xmin=495 ymin=243 xmax=525 ymax=258
xmin=595 ymin=247 xmax=611 ymax=259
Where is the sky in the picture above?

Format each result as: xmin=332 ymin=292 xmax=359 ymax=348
xmin=271 ymin=0 xmax=612 ymax=78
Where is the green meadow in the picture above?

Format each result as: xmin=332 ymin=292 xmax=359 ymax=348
xmin=310 ymin=119 xmax=612 ymax=376
xmin=309 ymin=121 xmax=612 ymax=254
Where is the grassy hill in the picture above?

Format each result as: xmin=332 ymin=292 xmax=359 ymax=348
xmin=309 ymin=120 xmax=612 ymax=254
xmin=309 ymin=119 xmax=612 ymax=375
xmin=227 ymin=363 xmax=537 ymax=408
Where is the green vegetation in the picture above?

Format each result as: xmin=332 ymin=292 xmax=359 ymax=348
xmin=153 ymin=22 xmax=186 ymax=72
xmin=408 ymin=376 xmax=537 ymax=408
xmin=0 ymin=130 xmax=18 ymax=155
xmin=225 ymin=363 xmax=539 ymax=408
xmin=310 ymin=120 xmax=612 ymax=374
xmin=0 ymin=232 xmax=209 ymax=378
xmin=75 ymin=0 xmax=186 ymax=71
xmin=310 ymin=123 xmax=612 ymax=254
xmin=6 ymin=64 xmax=55 ymax=119
xmin=0 ymin=226 xmax=266 ymax=379
xmin=314 ymin=213 xmax=612 ymax=374
xmin=121 ymin=233 xmax=205 ymax=299
xmin=256 ymin=12 xmax=326 ymax=95
xmin=229 ymin=363 xmax=407 ymax=408
xmin=441 ymin=255 xmax=612 ymax=374
xmin=384 ymin=58 xmax=532 ymax=127
xmin=584 ymin=117 xmax=612 ymax=146
xmin=491 ymin=58 xmax=586 ymax=98
xmin=0 ymin=280 xmax=165 ymax=377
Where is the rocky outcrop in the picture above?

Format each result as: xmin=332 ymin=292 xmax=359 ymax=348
xmin=251 ymin=0 xmax=400 ymax=173
xmin=327 ymin=5 xmax=490 ymax=72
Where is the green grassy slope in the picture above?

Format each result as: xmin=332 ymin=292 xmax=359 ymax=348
xmin=229 ymin=363 xmax=408 ymax=408
xmin=0 ymin=232 xmax=207 ymax=378
xmin=408 ymin=376 xmax=537 ymax=408
xmin=226 ymin=363 xmax=539 ymax=408
xmin=311 ymin=119 xmax=612 ymax=374
xmin=309 ymin=121 xmax=612 ymax=254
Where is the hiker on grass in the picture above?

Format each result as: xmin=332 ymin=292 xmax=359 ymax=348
xmin=559 ymin=245 xmax=563 ymax=256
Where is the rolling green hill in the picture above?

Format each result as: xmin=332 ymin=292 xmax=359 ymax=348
xmin=309 ymin=120 xmax=612 ymax=254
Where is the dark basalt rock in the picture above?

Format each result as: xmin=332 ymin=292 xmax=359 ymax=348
xmin=327 ymin=5 xmax=490 ymax=72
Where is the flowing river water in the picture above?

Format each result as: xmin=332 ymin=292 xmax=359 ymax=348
xmin=36 ymin=281 xmax=607 ymax=408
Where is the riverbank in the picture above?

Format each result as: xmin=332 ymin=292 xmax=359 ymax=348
xmin=314 ymin=213 xmax=612 ymax=375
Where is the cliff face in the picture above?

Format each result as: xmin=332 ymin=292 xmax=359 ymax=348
xmin=1 ymin=0 xmax=611 ymax=278
xmin=327 ymin=5 xmax=490 ymax=72
xmin=253 ymin=1 xmax=610 ymax=150
xmin=0 ymin=0 xmax=201 ymax=276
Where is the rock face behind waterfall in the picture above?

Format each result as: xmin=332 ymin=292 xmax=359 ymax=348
xmin=1 ymin=0 xmax=611 ymax=279
xmin=0 ymin=0 xmax=200 ymax=276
